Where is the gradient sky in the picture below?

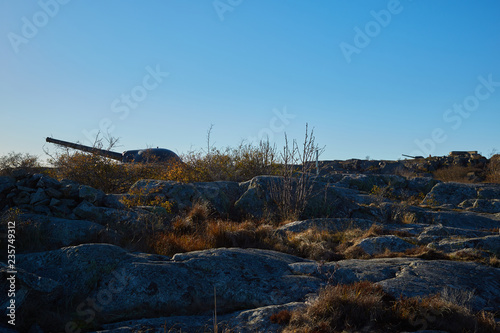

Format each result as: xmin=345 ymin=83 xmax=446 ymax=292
xmin=1 ymin=1 xmax=500 ymax=162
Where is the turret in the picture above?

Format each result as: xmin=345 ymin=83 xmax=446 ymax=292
xmin=45 ymin=137 xmax=181 ymax=163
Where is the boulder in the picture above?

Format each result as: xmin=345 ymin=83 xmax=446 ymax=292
xmin=79 ymin=185 xmax=105 ymax=204
xmin=13 ymin=191 xmax=31 ymax=205
xmin=422 ymin=182 xmax=475 ymax=206
xmin=193 ymin=181 xmax=243 ymax=216
xmin=354 ymin=235 xmax=417 ymax=256
xmin=29 ymin=188 xmax=48 ymax=205
xmin=0 ymin=176 xmax=15 ymax=195
xmin=73 ymin=200 xmax=101 ymax=220
xmin=422 ymin=182 xmax=500 ymax=208
xmin=36 ymin=175 xmax=60 ymax=189
xmin=45 ymin=187 xmax=63 ymax=199
xmin=103 ymin=194 xmax=126 ymax=209
xmin=59 ymin=179 xmax=80 ymax=199
xmin=234 ymin=176 xmax=282 ymax=219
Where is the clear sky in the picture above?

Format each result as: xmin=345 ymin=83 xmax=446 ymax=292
xmin=1 ymin=1 xmax=500 ymax=162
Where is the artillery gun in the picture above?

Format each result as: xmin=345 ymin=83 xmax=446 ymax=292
xmin=46 ymin=137 xmax=181 ymax=163
xmin=402 ymin=154 xmax=424 ymax=159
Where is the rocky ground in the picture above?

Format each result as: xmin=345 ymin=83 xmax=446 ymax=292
xmin=1 ymin=161 xmax=499 ymax=332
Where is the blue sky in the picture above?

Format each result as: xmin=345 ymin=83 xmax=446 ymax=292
xmin=1 ymin=0 xmax=500 ymax=162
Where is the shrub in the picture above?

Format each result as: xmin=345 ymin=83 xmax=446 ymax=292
xmin=270 ymin=124 xmax=324 ymax=221
xmin=122 ymin=187 xmax=173 ymax=213
xmin=163 ymin=140 xmax=281 ymax=183
xmin=0 ymin=151 xmax=42 ymax=175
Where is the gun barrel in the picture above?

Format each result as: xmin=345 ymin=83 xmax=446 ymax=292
xmin=46 ymin=137 xmax=123 ymax=161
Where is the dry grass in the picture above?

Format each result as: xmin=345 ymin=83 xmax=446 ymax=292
xmin=432 ymin=165 xmax=484 ymax=183
xmin=150 ymin=203 xmax=282 ymax=256
xmin=281 ymin=281 xmax=498 ymax=333
xmin=270 ymin=310 xmax=293 ymax=325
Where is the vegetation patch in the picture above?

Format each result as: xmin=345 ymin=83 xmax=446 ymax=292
xmin=280 ymin=281 xmax=498 ymax=333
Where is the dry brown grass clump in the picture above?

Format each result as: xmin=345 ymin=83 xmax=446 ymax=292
xmin=281 ymin=281 xmax=498 ymax=333
xmin=150 ymin=203 xmax=282 ymax=256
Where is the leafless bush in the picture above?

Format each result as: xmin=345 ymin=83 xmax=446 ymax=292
xmin=271 ymin=124 xmax=325 ymax=221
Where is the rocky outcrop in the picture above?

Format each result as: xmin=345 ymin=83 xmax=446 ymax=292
xmin=422 ymin=182 xmax=500 ymax=212
xmin=8 ymin=245 xmax=500 ymax=332
xmin=11 ymin=245 xmax=319 ymax=329
xmin=290 ymin=258 xmax=500 ymax=312
xmin=0 ymin=174 xmax=136 ymax=221
xmin=1 ymin=170 xmax=499 ymax=332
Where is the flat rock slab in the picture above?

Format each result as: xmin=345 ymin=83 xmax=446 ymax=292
xmin=355 ymin=235 xmax=417 ymax=256
xmin=405 ymin=205 xmax=500 ymax=230
xmin=277 ymin=218 xmax=377 ymax=234
xmin=17 ymin=213 xmax=119 ymax=251
xmin=96 ymin=302 xmax=304 ymax=333
xmin=417 ymin=224 xmax=496 ymax=244
xmin=429 ymin=235 xmax=500 ymax=255
xmin=14 ymin=245 xmax=320 ymax=327
xmin=289 ymin=258 xmax=500 ymax=312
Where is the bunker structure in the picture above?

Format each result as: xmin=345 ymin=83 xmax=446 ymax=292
xmin=46 ymin=137 xmax=181 ymax=164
